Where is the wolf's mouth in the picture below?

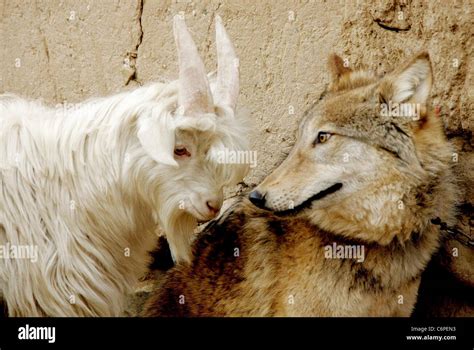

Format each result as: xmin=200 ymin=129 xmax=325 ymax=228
xmin=274 ymin=182 xmax=343 ymax=215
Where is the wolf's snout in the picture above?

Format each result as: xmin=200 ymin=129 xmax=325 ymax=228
xmin=248 ymin=190 xmax=266 ymax=209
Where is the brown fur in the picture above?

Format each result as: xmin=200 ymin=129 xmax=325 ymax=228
xmin=144 ymin=198 xmax=440 ymax=316
xmin=144 ymin=52 xmax=458 ymax=316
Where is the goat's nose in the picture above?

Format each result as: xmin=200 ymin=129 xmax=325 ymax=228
xmin=206 ymin=200 xmax=221 ymax=215
xmin=248 ymin=190 xmax=266 ymax=209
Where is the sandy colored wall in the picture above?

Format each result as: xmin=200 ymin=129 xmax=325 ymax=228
xmin=1 ymin=0 xmax=472 ymax=210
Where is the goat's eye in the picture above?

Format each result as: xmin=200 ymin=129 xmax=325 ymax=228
xmin=315 ymin=131 xmax=332 ymax=145
xmin=174 ymin=147 xmax=190 ymax=157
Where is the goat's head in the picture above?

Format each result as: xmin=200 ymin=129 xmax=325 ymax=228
xmin=132 ymin=16 xmax=249 ymax=263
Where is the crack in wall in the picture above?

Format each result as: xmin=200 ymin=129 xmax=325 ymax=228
xmin=38 ymin=25 xmax=59 ymax=102
xmin=375 ymin=19 xmax=411 ymax=32
xmin=125 ymin=0 xmax=144 ymax=86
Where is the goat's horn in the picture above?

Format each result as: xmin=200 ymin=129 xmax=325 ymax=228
xmin=214 ymin=15 xmax=239 ymax=111
xmin=173 ymin=15 xmax=214 ymax=115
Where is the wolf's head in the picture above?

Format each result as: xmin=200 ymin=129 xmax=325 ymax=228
xmin=250 ymin=53 xmax=458 ymax=245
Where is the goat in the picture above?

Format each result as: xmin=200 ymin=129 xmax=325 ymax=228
xmin=0 ymin=15 xmax=249 ymax=316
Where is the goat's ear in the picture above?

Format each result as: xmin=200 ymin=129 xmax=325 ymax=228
xmin=173 ymin=15 xmax=214 ymax=115
xmin=379 ymin=52 xmax=432 ymax=105
xmin=214 ymin=15 xmax=239 ymax=111
xmin=137 ymin=115 xmax=178 ymax=167
xmin=328 ymin=53 xmax=352 ymax=85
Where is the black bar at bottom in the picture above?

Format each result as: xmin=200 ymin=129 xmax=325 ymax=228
xmin=0 ymin=317 xmax=472 ymax=349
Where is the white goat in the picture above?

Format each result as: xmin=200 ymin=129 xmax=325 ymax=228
xmin=0 ymin=16 xmax=249 ymax=316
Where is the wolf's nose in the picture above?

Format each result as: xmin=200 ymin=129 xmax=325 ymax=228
xmin=248 ymin=190 xmax=266 ymax=209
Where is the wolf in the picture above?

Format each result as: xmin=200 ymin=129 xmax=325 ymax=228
xmin=144 ymin=52 xmax=459 ymax=316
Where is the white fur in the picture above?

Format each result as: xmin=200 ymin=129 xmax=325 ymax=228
xmin=0 ymin=16 xmax=249 ymax=316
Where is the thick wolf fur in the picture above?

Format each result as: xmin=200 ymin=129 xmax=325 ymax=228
xmin=144 ymin=53 xmax=459 ymax=316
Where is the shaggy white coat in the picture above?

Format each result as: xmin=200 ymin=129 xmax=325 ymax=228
xmin=0 ymin=16 xmax=249 ymax=316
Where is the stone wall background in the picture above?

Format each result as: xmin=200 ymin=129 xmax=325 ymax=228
xmin=1 ymin=0 xmax=472 ymax=224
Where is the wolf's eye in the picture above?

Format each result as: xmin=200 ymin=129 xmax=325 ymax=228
xmin=315 ymin=132 xmax=332 ymax=144
xmin=174 ymin=147 xmax=191 ymax=157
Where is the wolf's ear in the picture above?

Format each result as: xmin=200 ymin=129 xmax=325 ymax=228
xmin=137 ymin=114 xmax=179 ymax=167
xmin=328 ymin=54 xmax=352 ymax=84
xmin=379 ymin=52 xmax=432 ymax=105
